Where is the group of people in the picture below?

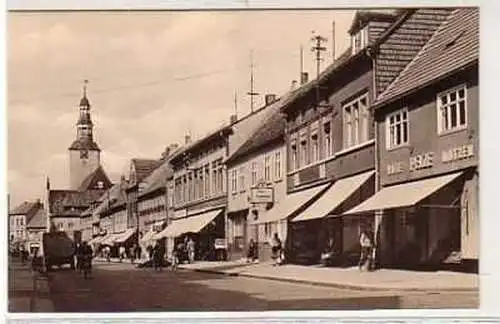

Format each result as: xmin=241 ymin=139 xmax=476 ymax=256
xmin=75 ymin=241 xmax=94 ymax=279
xmin=170 ymin=236 xmax=195 ymax=270
xmin=246 ymin=233 xmax=284 ymax=266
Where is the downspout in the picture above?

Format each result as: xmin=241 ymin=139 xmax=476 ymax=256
xmin=368 ymin=45 xmax=383 ymax=270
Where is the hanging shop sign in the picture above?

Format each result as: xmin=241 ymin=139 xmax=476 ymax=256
xmin=249 ymin=186 xmax=274 ymax=204
xmin=441 ymin=144 xmax=474 ymax=163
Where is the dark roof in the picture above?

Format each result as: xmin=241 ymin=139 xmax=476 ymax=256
xmin=27 ymin=208 xmax=47 ymax=229
xmin=80 ymin=95 xmax=90 ymax=107
xmin=10 ymin=201 xmax=39 ymax=215
xmin=374 ymin=8 xmax=479 ymax=108
xmin=69 ymin=138 xmax=101 ymax=151
xmin=48 ymin=190 xmax=102 ymax=216
xmin=226 ymin=98 xmax=287 ymax=165
xmin=348 ymin=10 xmax=399 ymax=34
xmin=138 ymin=161 xmax=174 ymax=198
xmin=78 ymin=165 xmax=113 ymax=191
xmin=132 ymin=159 xmax=162 ymax=184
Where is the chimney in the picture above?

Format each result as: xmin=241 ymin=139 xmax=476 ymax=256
xmin=264 ymin=94 xmax=277 ymax=106
xmin=291 ymin=80 xmax=298 ymax=90
xmin=230 ymin=114 xmax=238 ymax=124
xmin=300 ymin=72 xmax=309 ymax=85
xmin=184 ymin=134 xmax=191 ymax=145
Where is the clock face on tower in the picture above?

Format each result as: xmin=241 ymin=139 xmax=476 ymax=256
xmin=80 ymin=150 xmax=89 ymax=159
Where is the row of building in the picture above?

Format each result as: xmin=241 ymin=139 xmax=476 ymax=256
xmin=9 ymin=7 xmax=478 ymax=270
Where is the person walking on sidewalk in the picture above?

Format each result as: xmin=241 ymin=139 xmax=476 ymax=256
xmin=246 ymin=238 xmax=258 ymax=263
xmin=119 ymin=245 xmax=126 ymax=263
xmin=358 ymin=227 xmax=374 ymax=271
xmin=129 ymin=245 xmax=136 ymax=264
xmin=104 ymin=245 xmax=111 ymax=262
xmin=271 ymin=233 xmax=283 ymax=266
xmin=187 ymin=237 xmax=195 ymax=264
xmin=152 ymin=241 xmax=163 ymax=271
xmin=80 ymin=241 xmax=93 ymax=280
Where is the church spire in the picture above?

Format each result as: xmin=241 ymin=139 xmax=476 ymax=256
xmin=76 ymin=79 xmax=94 ymax=142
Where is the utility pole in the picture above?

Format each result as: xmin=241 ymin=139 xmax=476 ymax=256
xmin=234 ymin=90 xmax=238 ymax=118
xmin=246 ymin=50 xmax=259 ymax=113
xmin=300 ymin=45 xmax=304 ymax=76
xmin=311 ymin=32 xmax=328 ymax=105
xmin=332 ymin=20 xmax=336 ymax=63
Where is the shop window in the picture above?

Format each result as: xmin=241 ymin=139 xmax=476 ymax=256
xmin=437 ymin=85 xmax=467 ymax=134
xmin=343 ymin=93 xmax=369 ymax=149
xmin=386 ymin=108 xmax=409 ymax=149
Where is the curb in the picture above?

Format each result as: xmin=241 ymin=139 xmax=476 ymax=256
xmin=185 ymin=267 xmax=478 ymax=293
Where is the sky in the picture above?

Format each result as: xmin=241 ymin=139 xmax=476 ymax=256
xmin=7 ymin=9 xmax=365 ymax=208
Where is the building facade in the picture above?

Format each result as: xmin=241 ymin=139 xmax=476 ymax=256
xmin=279 ymin=8 xmax=453 ymax=265
xmin=346 ymin=8 xmax=479 ymax=270
xmin=9 ymin=200 xmax=43 ymax=250
xmin=26 ymin=207 xmax=47 ymax=255
xmin=226 ymin=98 xmax=288 ymax=261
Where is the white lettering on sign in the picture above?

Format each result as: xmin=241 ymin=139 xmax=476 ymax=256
xmin=442 ymin=144 xmax=474 ymax=163
xmin=387 ymin=162 xmax=404 ymax=175
xmin=409 ymin=152 xmax=434 ymax=171
xmin=250 ymin=187 xmax=274 ymax=204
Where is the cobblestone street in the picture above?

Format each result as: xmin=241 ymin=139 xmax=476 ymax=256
xmin=46 ymin=262 xmax=478 ymax=312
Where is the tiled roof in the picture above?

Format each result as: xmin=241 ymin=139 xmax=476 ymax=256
xmin=226 ymin=97 xmax=287 ymax=165
xmin=348 ymin=10 xmax=399 ymax=34
xmin=10 ymin=201 xmax=38 ymax=215
xmin=27 ymin=208 xmax=47 ymax=228
xmin=49 ymin=190 xmax=102 ymax=216
xmin=93 ymin=182 xmax=128 ymax=216
xmin=77 ymin=165 xmax=113 ymax=191
xmin=374 ymin=8 xmax=479 ymax=107
xmin=68 ymin=138 xmax=101 ymax=151
xmin=132 ymin=159 xmax=162 ymax=183
xmin=138 ymin=161 xmax=174 ymax=198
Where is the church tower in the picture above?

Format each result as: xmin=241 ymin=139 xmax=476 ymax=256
xmin=68 ymin=80 xmax=101 ymax=190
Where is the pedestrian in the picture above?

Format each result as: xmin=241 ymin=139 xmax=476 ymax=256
xmin=170 ymin=245 xmax=179 ymax=271
xmin=80 ymin=241 xmax=93 ymax=280
xmin=129 ymin=245 xmax=136 ymax=264
xmin=20 ymin=245 xmax=26 ymax=265
xmin=187 ymin=237 xmax=195 ymax=264
xmin=136 ymin=245 xmax=142 ymax=262
xmin=321 ymin=237 xmax=335 ymax=267
xmin=119 ymin=245 xmax=126 ymax=263
xmin=271 ymin=233 xmax=283 ymax=266
xmin=152 ymin=241 xmax=163 ymax=271
xmin=358 ymin=226 xmax=374 ymax=271
xmin=75 ymin=242 xmax=83 ymax=272
xmin=246 ymin=238 xmax=258 ymax=263
xmin=105 ymin=245 xmax=111 ymax=262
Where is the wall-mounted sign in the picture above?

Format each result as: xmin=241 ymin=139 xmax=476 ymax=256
xmin=409 ymin=152 xmax=434 ymax=172
xmin=174 ymin=209 xmax=187 ymax=219
xmin=442 ymin=144 xmax=474 ymax=163
xmin=387 ymin=162 xmax=404 ymax=175
xmin=250 ymin=187 xmax=274 ymax=204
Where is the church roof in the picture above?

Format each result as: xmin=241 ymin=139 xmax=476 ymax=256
xmin=77 ymin=113 xmax=93 ymax=126
xmin=80 ymin=95 xmax=90 ymax=107
xmin=10 ymin=201 xmax=39 ymax=215
xmin=69 ymin=138 xmax=101 ymax=151
xmin=78 ymin=165 xmax=113 ymax=191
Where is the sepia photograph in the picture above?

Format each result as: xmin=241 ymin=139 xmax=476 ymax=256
xmin=7 ymin=6 xmax=479 ymax=314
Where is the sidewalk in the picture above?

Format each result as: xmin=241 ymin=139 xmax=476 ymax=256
xmin=179 ymin=261 xmax=479 ymax=292
xmin=8 ymin=258 xmax=54 ymax=312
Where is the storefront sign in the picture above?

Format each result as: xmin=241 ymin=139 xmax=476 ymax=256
xmin=442 ymin=144 xmax=474 ymax=163
xmin=214 ymin=238 xmax=227 ymax=249
xmin=250 ymin=187 xmax=274 ymax=204
xmin=387 ymin=162 xmax=404 ymax=175
xmin=409 ymin=152 xmax=434 ymax=171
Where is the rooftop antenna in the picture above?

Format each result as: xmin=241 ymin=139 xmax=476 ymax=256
xmin=246 ymin=50 xmax=259 ymax=113
xmin=311 ymin=31 xmax=327 ymax=105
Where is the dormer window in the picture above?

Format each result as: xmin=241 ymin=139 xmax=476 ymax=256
xmin=351 ymin=26 xmax=368 ymax=54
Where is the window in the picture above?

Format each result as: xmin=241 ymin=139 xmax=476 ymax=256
xmin=212 ymin=161 xmax=218 ymax=193
xmin=182 ymin=175 xmax=187 ymax=203
xmin=386 ymin=109 xmax=409 ymax=149
xmin=20 ymin=218 xmax=24 ymax=226
xmin=291 ymin=141 xmax=298 ymax=171
xmin=437 ymin=85 xmax=467 ymax=134
xmin=311 ymin=133 xmax=319 ymax=163
xmin=300 ymin=139 xmax=308 ymax=167
xmin=251 ymin=162 xmax=257 ymax=186
xmin=239 ymin=167 xmax=245 ymax=192
xmin=204 ymin=165 xmax=210 ymax=197
xmin=264 ymin=156 xmax=271 ymax=181
xmin=193 ymin=170 xmax=198 ymax=200
xmin=231 ymin=169 xmax=238 ymax=194
xmin=274 ymin=151 xmax=281 ymax=180
xmin=343 ymin=94 xmax=369 ymax=148
xmin=323 ymin=121 xmax=332 ymax=158
xmin=57 ymin=222 xmax=63 ymax=230
xmin=351 ymin=26 xmax=368 ymax=54
xmin=68 ymin=222 xmax=74 ymax=230
xmin=198 ymin=168 xmax=204 ymax=199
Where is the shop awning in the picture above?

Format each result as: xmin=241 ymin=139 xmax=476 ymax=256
xmin=100 ymin=233 xmax=118 ymax=246
xmin=344 ymin=171 xmax=463 ymax=215
xmin=114 ymin=228 xmax=136 ymax=244
xmin=252 ymin=184 xmax=329 ymax=225
xmin=292 ymin=170 xmax=375 ymax=222
xmin=140 ymin=231 xmax=155 ymax=243
xmin=154 ymin=208 xmax=223 ymax=239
